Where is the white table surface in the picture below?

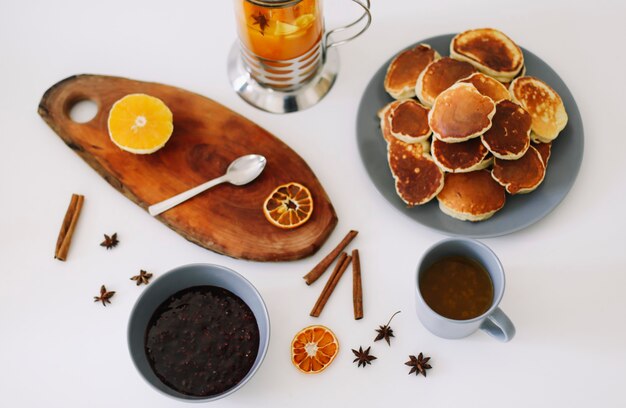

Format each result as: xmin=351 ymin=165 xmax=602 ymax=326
xmin=2 ymin=0 xmax=626 ymax=406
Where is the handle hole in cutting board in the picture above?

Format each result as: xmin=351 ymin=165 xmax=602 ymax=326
xmin=68 ymin=99 xmax=98 ymax=123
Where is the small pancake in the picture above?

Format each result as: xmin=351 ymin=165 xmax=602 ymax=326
xmin=388 ymin=139 xmax=444 ymax=206
xmin=437 ymin=170 xmax=506 ymax=221
xmin=389 ymin=99 xmax=432 ymax=143
xmin=533 ymin=141 xmax=552 ymax=166
xmin=458 ymin=72 xmax=511 ymax=103
xmin=384 ymin=44 xmax=439 ymax=100
xmin=481 ymin=100 xmax=531 ymax=160
xmin=380 ymin=101 xmax=430 ymax=152
xmin=431 ymin=137 xmax=492 ymax=173
xmin=429 ymin=82 xmax=496 ymax=143
xmin=491 ymin=146 xmax=546 ymax=194
xmin=379 ymin=100 xmax=402 ymax=143
xmin=379 ymin=100 xmax=401 ymax=121
xmin=415 ymin=57 xmax=477 ymax=107
xmin=451 ymin=28 xmax=524 ymax=81
xmin=510 ymin=76 xmax=568 ymax=142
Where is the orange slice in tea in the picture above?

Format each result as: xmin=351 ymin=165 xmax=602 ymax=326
xmin=274 ymin=20 xmax=299 ymax=36
xmin=291 ymin=325 xmax=339 ymax=374
xmin=294 ymin=14 xmax=315 ymax=29
xmin=263 ymin=182 xmax=313 ymax=229
xmin=107 ymin=93 xmax=173 ymax=154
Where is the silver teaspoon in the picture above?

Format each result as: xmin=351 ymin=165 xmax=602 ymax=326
xmin=148 ymin=154 xmax=267 ymax=216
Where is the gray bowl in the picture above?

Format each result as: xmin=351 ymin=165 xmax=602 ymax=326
xmin=127 ymin=263 xmax=270 ymax=402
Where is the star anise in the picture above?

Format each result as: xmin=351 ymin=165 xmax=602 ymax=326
xmin=405 ymin=353 xmax=432 ymax=377
xmin=100 ymin=233 xmax=119 ymax=249
xmin=252 ymin=12 xmax=270 ymax=34
xmin=94 ymin=285 xmax=115 ymax=306
xmin=352 ymin=346 xmax=377 ymax=368
xmin=374 ymin=311 xmax=401 ymax=345
xmin=130 ymin=270 xmax=153 ymax=286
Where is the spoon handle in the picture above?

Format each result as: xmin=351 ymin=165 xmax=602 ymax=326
xmin=148 ymin=175 xmax=228 ymax=216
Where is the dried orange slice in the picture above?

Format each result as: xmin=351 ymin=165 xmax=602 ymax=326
xmin=263 ymin=182 xmax=313 ymax=229
xmin=107 ymin=93 xmax=173 ymax=154
xmin=291 ymin=325 xmax=338 ymax=374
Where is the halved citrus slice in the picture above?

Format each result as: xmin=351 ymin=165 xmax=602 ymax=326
xmin=291 ymin=325 xmax=339 ymax=374
xmin=274 ymin=20 xmax=299 ymax=36
xmin=107 ymin=93 xmax=173 ymax=154
xmin=294 ymin=14 xmax=315 ymax=29
xmin=263 ymin=182 xmax=313 ymax=229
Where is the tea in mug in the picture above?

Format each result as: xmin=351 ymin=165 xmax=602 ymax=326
xmin=419 ymin=256 xmax=494 ymax=320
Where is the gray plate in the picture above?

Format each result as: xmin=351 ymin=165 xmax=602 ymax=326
xmin=356 ymin=34 xmax=584 ymax=238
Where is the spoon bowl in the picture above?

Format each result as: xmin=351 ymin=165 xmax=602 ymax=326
xmin=226 ymin=154 xmax=267 ymax=186
xmin=148 ymin=154 xmax=267 ymax=216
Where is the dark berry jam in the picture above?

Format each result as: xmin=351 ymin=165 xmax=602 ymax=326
xmin=145 ymin=286 xmax=260 ymax=397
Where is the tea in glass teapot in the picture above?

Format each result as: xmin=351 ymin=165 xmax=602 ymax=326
xmin=228 ymin=0 xmax=371 ymax=113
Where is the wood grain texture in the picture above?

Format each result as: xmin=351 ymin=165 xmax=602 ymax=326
xmin=38 ymin=75 xmax=337 ymax=261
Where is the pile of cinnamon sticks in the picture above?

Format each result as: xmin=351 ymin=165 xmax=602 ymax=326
xmin=304 ymin=230 xmax=363 ymax=320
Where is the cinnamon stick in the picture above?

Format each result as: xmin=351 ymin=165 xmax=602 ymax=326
xmin=352 ymin=249 xmax=363 ymax=320
xmin=310 ymin=253 xmax=352 ymax=317
xmin=54 ymin=194 xmax=84 ymax=261
xmin=303 ymin=230 xmax=358 ymax=285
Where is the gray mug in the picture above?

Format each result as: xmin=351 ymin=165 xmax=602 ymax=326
xmin=415 ymin=238 xmax=515 ymax=342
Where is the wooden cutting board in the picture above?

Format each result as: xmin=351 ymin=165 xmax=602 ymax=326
xmin=39 ymin=75 xmax=337 ymax=261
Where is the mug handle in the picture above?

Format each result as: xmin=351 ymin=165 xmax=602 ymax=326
xmin=480 ymin=307 xmax=516 ymax=342
xmin=325 ymin=0 xmax=372 ymax=49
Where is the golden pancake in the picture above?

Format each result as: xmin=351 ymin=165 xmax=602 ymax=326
xmin=451 ymin=28 xmax=524 ymax=82
xmin=379 ymin=100 xmax=401 ymax=121
xmin=533 ymin=141 xmax=552 ymax=166
xmin=481 ymin=100 xmax=531 ymax=160
xmin=431 ymin=137 xmax=492 ymax=173
xmin=387 ymin=139 xmax=444 ymax=206
xmin=458 ymin=72 xmax=511 ymax=103
xmin=491 ymin=146 xmax=546 ymax=194
xmin=389 ymin=99 xmax=432 ymax=143
xmin=415 ymin=57 xmax=477 ymax=107
xmin=379 ymin=100 xmax=402 ymax=143
xmin=437 ymin=170 xmax=506 ymax=221
xmin=429 ymin=82 xmax=496 ymax=143
xmin=385 ymin=44 xmax=439 ymax=100
xmin=380 ymin=100 xmax=430 ymax=152
xmin=510 ymin=76 xmax=568 ymax=142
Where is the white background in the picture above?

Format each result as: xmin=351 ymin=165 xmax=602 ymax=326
xmin=1 ymin=0 xmax=625 ymax=407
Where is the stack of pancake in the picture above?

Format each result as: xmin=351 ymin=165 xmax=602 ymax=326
xmin=380 ymin=28 xmax=568 ymax=222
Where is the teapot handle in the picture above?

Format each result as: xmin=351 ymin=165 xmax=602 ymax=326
xmin=325 ymin=0 xmax=372 ymax=49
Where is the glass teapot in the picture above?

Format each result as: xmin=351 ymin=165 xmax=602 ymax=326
xmin=228 ymin=0 xmax=371 ymax=113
